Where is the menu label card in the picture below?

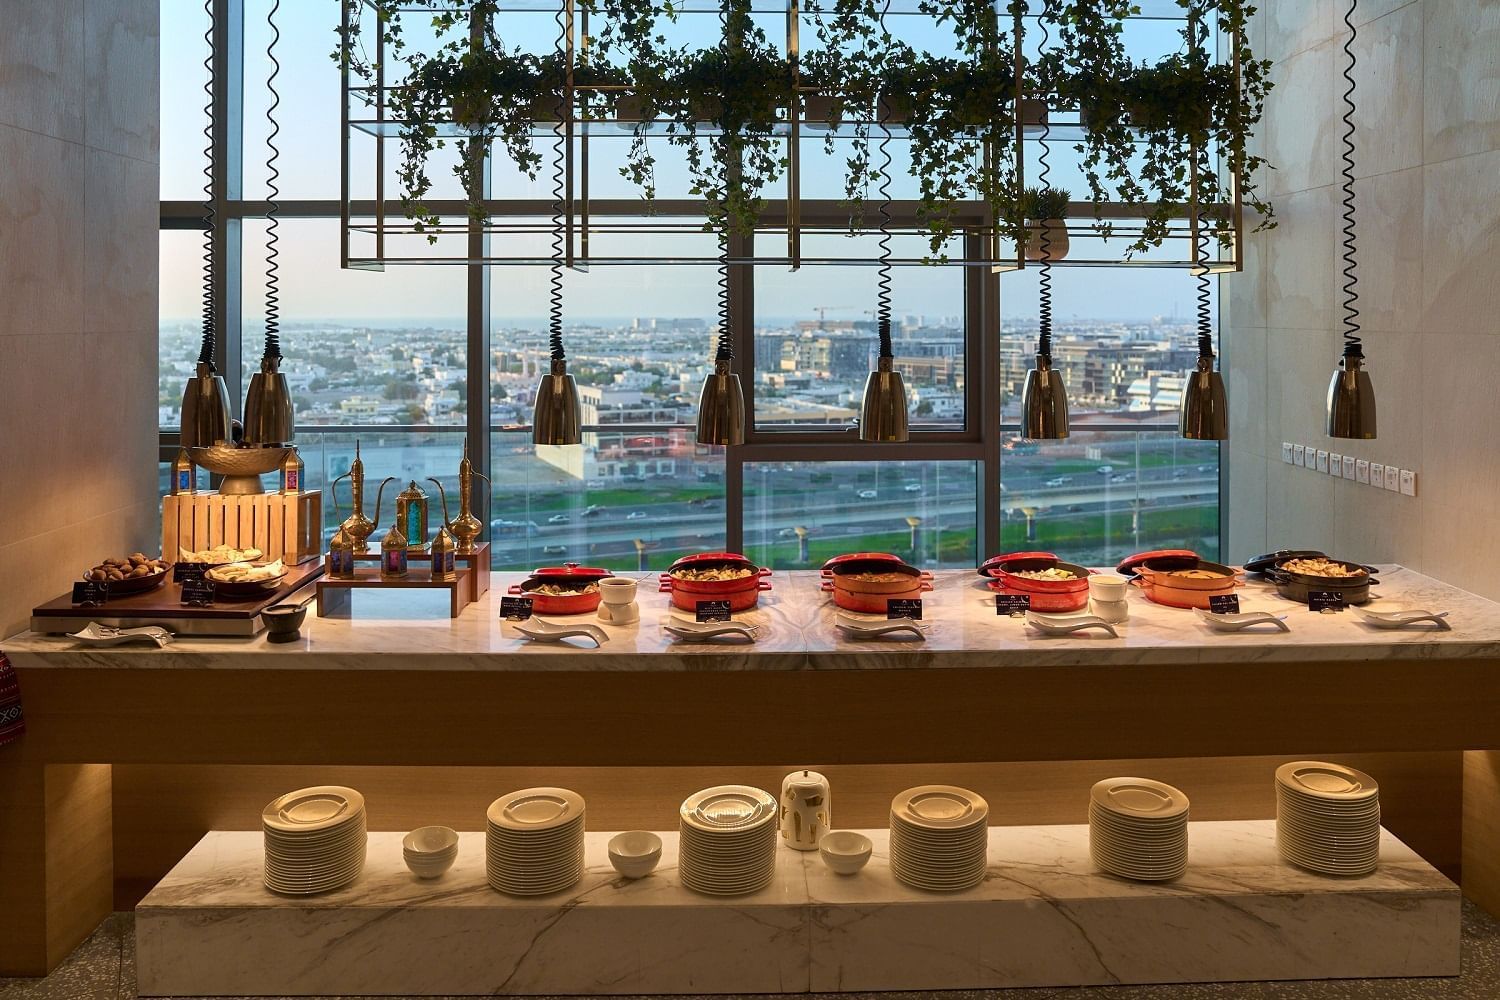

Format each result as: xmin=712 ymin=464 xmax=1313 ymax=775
xmin=499 ymin=596 xmax=534 ymax=620
xmin=173 ymin=562 xmax=209 ymax=583
xmin=994 ymin=593 xmax=1031 ymax=616
xmin=1309 ymin=591 xmax=1347 ymax=613
xmin=1208 ymin=594 xmax=1241 ymax=615
xmin=71 ymin=581 xmax=109 ymax=606
xmin=696 ymin=600 xmax=733 ymax=623
xmin=887 ymin=599 xmax=923 ymax=621
xmin=180 ymin=577 xmax=215 ymax=607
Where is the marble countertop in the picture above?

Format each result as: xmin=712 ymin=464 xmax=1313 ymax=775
xmin=7 ymin=565 xmax=1500 ymax=672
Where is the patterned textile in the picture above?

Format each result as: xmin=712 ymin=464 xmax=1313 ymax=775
xmin=0 ymin=651 xmax=24 ymax=746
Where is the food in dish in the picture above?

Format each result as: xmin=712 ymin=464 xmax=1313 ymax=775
xmin=846 ymin=571 xmax=910 ymax=583
xmin=180 ymin=544 xmax=263 ymax=565
xmin=1011 ymin=567 xmax=1078 ymax=581
xmin=1281 ymin=557 xmax=1365 ymax=578
xmin=206 ymin=559 xmax=286 ymax=583
xmin=1170 ymin=568 xmax=1229 ymax=580
xmin=87 ymin=553 xmax=168 ymax=581
xmin=672 ymin=566 xmax=755 ymax=581
xmin=529 ymin=582 xmax=599 ymax=596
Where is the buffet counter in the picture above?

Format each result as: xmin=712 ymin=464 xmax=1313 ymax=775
xmin=6 ymin=565 xmax=1500 ymax=978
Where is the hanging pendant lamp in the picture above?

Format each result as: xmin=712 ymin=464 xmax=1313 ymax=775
xmin=243 ymin=0 xmax=294 ymax=446
xmin=180 ymin=0 xmax=231 ymax=449
xmin=533 ymin=16 xmax=582 ymax=447
xmin=859 ymin=83 xmax=909 ymax=442
xmin=1020 ymin=40 xmax=1068 ymax=441
xmin=1327 ymin=0 xmax=1376 ymax=438
xmin=695 ymin=232 xmax=746 ymax=446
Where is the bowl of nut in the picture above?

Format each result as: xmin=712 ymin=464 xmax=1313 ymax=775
xmin=84 ymin=554 xmax=170 ymax=595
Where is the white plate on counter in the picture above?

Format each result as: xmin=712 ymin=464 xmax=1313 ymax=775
xmin=1352 ymin=607 xmax=1450 ymax=630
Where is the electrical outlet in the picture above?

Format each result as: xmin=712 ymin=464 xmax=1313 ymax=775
xmin=1369 ymin=462 xmax=1384 ymax=488
xmin=1329 ymin=452 xmax=1342 ymax=474
xmin=1400 ymin=469 xmax=1417 ymax=496
xmin=1305 ymin=443 xmax=1320 ymax=467
xmin=1384 ymin=465 xmax=1400 ymax=491
xmin=1356 ymin=459 xmax=1370 ymax=484
xmin=1342 ymin=455 xmax=1357 ymax=479
xmin=1294 ymin=444 xmax=1306 ymax=467
xmin=1282 ymin=442 xmax=1295 ymax=464
xmin=1316 ymin=450 xmax=1330 ymax=473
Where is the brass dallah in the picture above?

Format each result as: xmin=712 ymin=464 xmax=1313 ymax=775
xmin=429 ymin=440 xmax=491 ymax=555
xmin=331 ymin=441 xmax=376 ymax=554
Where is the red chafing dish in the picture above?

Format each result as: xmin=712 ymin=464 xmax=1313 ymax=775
xmin=659 ymin=552 xmax=772 ymax=612
xmin=821 ymin=557 xmax=932 ymax=614
xmin=507 ymin=562 xmax=614 ymax=615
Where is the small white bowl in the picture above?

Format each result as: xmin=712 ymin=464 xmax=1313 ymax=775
xmin=608 ymin=831 xmax=662 ymax=879
xmin=402 ymin=826 xmax=459 ymax=879
xmin=818 ymin=831 xmax=872 ymax=875
xmin=1089 ymin=574 xmax=1129 ymax=601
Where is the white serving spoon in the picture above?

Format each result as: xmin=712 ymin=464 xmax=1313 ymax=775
xmin=1194 ymin=608 xmax=1291 ymax=632
xmin=1025 ymin=612 xmax=1120 ymax=638
xmin=513 ymin=618 xmax=609 ymax=646
xmin=1352 ymin=607 xmax=1451 ymax=630
xmin=834 ymin=614 xmax=928 ymax=640
xmin=68 ymin=623 xmax=175 ymax=647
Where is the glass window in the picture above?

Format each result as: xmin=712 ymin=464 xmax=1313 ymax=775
xmin=743 ymin=461 xmax=978 ymax=570
xmin=160 ymin=0 xmax=210 ymax=199
xmin=160 ymin=229 xmax=208 ymax=431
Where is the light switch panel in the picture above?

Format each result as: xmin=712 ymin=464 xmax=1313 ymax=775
xmin=1356 ymin=459 xmax=1370 ymax=484
xmin=1316 ymin=450 xmax=1330 ymax=473
xmin=1329 ymin=452 xmax=1342 ymax=475
xmin=1306 ymin=443 xmax=1320 ymax=467
xmin=1384 ymin=465 xmax=1400 ymax=491
xmin=1342 ymin=455 xmax=1357 ymax=479
xmin=1282 ymin=442 xmax=1295 ymax=464
xmin=1400 ymin=469 xmax=1417 ymax=496
xmin=1369 ymin=462 xmax=1384 ymax=488
xmin=1294 ymin=444 xmax=1306 ymax=467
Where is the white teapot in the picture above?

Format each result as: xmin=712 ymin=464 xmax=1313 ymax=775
xmin=779 ymin=770 xmax=831 ymax=851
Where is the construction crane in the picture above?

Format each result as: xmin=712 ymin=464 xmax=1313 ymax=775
xmin=813 ymin=305 xmax=853 ymax=328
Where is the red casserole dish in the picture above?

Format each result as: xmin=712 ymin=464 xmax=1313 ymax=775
xmin=659 ymin=552 xmax=772 ymax=612
xmin=1130 ymin=559 xmax=1243 ymax=609
xmin=980 ymin=551 xmax=1092 ymax=594
xmin=821 ymin=558 xmax=932 ymax=614
xmin=507 ymin=562 xmax=614 ymax=615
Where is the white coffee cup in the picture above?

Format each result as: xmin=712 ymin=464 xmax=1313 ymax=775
xmin=598 ymin=577 xmax=640 ymax=624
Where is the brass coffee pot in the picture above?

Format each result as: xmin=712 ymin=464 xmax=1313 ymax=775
xmin=428 ymin=441 xmax=491 ymax=555
xmin=331 ymin=441 xmax=377 ymax=554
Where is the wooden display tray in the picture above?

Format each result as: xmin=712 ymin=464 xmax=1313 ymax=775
xmin=29 ymin=560 xmax=325 ymax=637
xmin=316 ymin=544 xmax=489 ymax=619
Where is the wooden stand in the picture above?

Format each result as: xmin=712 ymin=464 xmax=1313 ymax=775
xmin=315 ymin=543 xmax=489 ymax=619
xmin=161 ymin=491 xmax=322 ymax=565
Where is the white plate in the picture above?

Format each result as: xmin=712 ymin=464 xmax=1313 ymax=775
xmin=1352 ymin=607 xmax=1450 ymax=629
xmin=1090 ymin=778 xmax=1190 ymax=821
xmin=681 ymin=785 xmax=778 ymax=831
xmin=262 ymin=787 xmax=366 ymax=834
xmin=487 ymin=788 xmax=586 ymax=831
xmin=1276 ymin=762 xmax=1379 ymax=802
xmin=1194 ymin=609 xmax=1290 ymax=632
xmin=1025 ymin=613 xmax=1120 ymax=638
xmin=67 ymin=623 xmax=174 ymax=647
xmin=892 ymin=785 xmax=990 ymax=830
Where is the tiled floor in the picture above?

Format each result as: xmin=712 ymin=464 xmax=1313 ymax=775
xmin=3 ymin=903 xmax=1498 ymax=1000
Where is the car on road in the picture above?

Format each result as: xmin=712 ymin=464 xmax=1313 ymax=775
xmin=1197 ymin=464 xmax=1215 ymax=473
xmin=490 ymin=518 xmax=539 ymax=537
xmin=1172 ymin=469 xmax=1188 ymax=479
xmin=627 ymin=510 xmax=648 ymax=520
xmin=578 ymin=505 xmax=603 ymax=518
xmin=903 ymin=482 xmax=923 ymax=493
xmin=857 ymin=489 xmax=878 ymax=499
xmin=547 ymin=513 xmax=570 ymax=524
xmin=585 ymin=480 xmax=604 ymax=489
xmin=1110 ymin=474 xmax=1131 ymax=484
xmin=1096 ymin=465 xmax=1113 ymax=475
xmin=1044 ymin=476 xmax=1070 ymax=487
xmin=542 ymin=544 xmax=567 ymax=555
xmin=777 ymin=527 xmax=797 ymax=538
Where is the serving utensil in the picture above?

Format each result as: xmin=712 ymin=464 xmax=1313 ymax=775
xmin=67 ymin=623 xmax=174 ymax=647
xmin=834 ymin=613 xmax=927 ymax=640
xmin=1025 ymin=612 xmax=1120 ymax=638
xmin=512 ymin=618 xmax=608 ymax=646
xmin=1352 ymin=607 xmax=1451 ymax=630
xmin=1194 ymin=609 xmax=1291 ymax=632
xmin=663 ymin=620 xmax=759 ymax=643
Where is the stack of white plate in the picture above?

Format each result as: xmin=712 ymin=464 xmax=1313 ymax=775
xmin=485 ymin=787 xmax=586 ymax=895
xmin=1275 ymin=761 xmax=1380 ymax=876
xmin=889 ymin=785 xmax=989 ymax=891
xmin=262 ymin=785 xmax=367 ymax=895
xmin=679 ymin=785 xmax=779 ymax=895
xmin=1088 ymin=777 xmax=1190 ymax=881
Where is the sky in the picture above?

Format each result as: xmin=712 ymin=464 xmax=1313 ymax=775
xmin=160 ymin=0 xmax=1213 ymax=324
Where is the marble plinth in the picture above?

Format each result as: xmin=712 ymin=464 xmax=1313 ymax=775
xmin=136 ymin=821 xmax=1458 ymax=996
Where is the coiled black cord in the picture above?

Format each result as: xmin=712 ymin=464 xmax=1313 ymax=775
xmin=547 ymin=1 xmax=567 ymax=362
xmin=875 ymin=0 xmax=893 ymax=360
xmin=1035 ymin=16 xmax=1052 ymax=365
xmin=713 ymin=0 xmax=732 ymax=364
xmin=1338 ymin=0 xmax=1362 ymax=361
xmin=197 ymin=0 xmax=215 ymax=369
xmin=263 ymin=0 xmax=282 ymax=363
xmin=1195 ymin=211 xmax=1213 ymax=359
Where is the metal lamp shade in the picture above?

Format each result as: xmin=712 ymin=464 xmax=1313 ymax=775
xmin=859 ymin=358 xmax=910 ymax=442
xmin=243 ymin=357 xmax=295 ymax=446
xmin=1180 ymin=362 xmax=1229 ymax=441
xmin=1327 ymin=356 xmax=1377 ymax=439
xmin=179 ymin=363 xmax=232 ymax=449
xmin=695 ymin=359 xmax=745 ymax=446
xmin=1021 ymin=360 xmax=1070 ymax=440
xmin=532 ymin=359 xmax=582 ymax=446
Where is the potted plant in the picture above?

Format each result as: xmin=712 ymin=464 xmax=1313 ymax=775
xmin=1020 ymin=186 xmax=1071 ymax=261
